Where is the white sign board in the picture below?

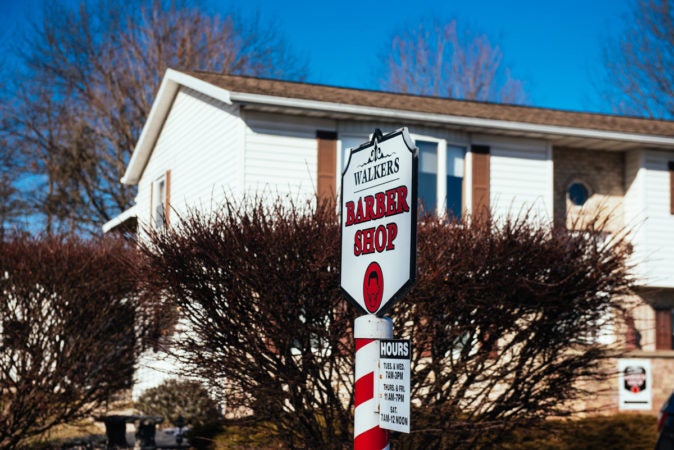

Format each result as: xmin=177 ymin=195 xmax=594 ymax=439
xmin=340 ymin=128 xmax=418 ymax=316
xmin=379 ymin=339 xmax=411 ymax=433
xmin=618 ymin=358 xmax=652 ymax=410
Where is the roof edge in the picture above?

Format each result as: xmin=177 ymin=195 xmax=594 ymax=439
xmin=102 ymin=205 xmax=138 ymax=233
xmin=121 ymin=69 xmax=233 ymax=185
xmin=229 ymin=91 xmax=674 ymax=147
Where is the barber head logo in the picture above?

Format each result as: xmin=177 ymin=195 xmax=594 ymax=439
xmin=363 ymin=262 xmax=384 ymax=313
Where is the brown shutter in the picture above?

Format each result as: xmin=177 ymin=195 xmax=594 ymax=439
xmin=471 ymin=145 xmax=490 ymax=219
xmin=164 ymin=169 xmax=171 ymax=227
xmin=669 ymin=161 xmax=674 ymax=214
xmin=655 ymin=309 xmax=672 ymax=350
xmin=317 ymin=131 xmax=337 ymax=200
xmin=624 ymin=314 xmax=641 ymax=351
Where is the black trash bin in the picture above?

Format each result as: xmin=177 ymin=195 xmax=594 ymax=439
xmin=96 ymin=415 xmax=131 ymax=448
xmin=135 ymin=416 xmax=164 ymax=448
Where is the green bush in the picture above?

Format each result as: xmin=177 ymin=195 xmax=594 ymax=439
xmin=135 ymin=379 xmax=222 ymax=428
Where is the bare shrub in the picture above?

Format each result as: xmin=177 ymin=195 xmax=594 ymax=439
xmin=0 ymin=234 xmax=151 ymax=449
xmin=141 ymin=197 xmax=632 ymax=448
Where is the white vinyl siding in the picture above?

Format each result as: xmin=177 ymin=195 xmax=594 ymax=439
xmin=243 ymin=112 xmax=336 ymax=199
xmin=639 ymin=150 xmax=674 ymax=288
xmin=136 ymin=86 xmax=244 ymax=232
xmin=624 ymin=150 xmax=648 ymax=284
xmin=488 ymin=142 xmax=553 ymax=222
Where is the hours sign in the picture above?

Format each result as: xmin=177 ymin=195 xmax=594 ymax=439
xmin=340 ymin=128 xmax=418 ymax=316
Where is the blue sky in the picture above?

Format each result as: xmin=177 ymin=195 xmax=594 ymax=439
xmin=1 ymin=0 xmax=632 ymax=113
xmin=213 ymin=0 xmax=631 ymax=113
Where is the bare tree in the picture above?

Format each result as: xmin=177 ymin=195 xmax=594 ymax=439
xmin=140 ymin=197 xmax=355 ymax=448
xmin=0 ymin=63 xmax=26 ymax=236
xmin=141 ymin=197 xmax=632 ymax=448
xmin=0 ymin=234 xmax=155 ymax=449
xmin=391 ymin=214 xmax=632 ymax=449
xmin=599 ymin=0 xmax=674 ymax=118
xmin=0 ymin=132 xmax=24 ymax=237
xmin=5 ymin=0 xmax=307 ymax=233
xmin=381 ymin=18 xmax=526 ymax=104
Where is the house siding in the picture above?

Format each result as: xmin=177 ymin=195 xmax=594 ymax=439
xmin=625 ymin=150 xmax=648 ymax=283
xmin=243 ymin=111 xmax=336 ymax=199
xmin=484 ymin=139 xmax=552 ymax=222
xmin=136 ymin=86 xmax=244 ymax=232
xmin=640 ymin=150 xmax=674 ymax=288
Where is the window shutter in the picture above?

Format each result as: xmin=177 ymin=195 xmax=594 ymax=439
xmin=669 ymin=161 xmax=674 ymax=215
xmin=471 ymin=145 xmax=490 ymax=218
xmin=164 ymin=169 xmax=171 ymax=227
xmin=655 ymin=309 xmax=672 ymax=350
xmin=624 ymin=314 xmax=641 ymax=350
xmin=317 ymin=131 xmax=337 ymax=200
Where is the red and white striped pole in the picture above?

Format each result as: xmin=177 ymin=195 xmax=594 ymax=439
xmin=354 ymin=315 xmax=393 ymax=450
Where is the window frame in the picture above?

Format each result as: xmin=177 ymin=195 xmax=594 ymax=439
xmin=413 ymin=134 xmax=466 ymax=218
xmin=567 ymin=179 xmax=592 ymax=207
xmin=151 ymin=174 xmax=168 ymax=230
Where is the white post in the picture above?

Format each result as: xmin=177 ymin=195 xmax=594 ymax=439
xmin=354 ymin=315 xmax=393 ymax=450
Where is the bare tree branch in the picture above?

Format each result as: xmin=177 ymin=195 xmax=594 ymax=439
xmin=140 ymin=197 xmax=632 ymax=448
xmin=599 ymin=0 xmax=674 ymax=118
xmin=0 ymin=234 xmax=155 ymax=449
xmin=5 ymin=0 xmax=307 ymax=233
xmin=381 ymin=18 xmax=527 ymax=104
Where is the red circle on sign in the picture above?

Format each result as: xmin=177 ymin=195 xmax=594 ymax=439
xmin=363 ymin=262 xmax=384 ymax=313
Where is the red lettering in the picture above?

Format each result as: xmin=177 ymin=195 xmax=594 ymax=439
xmin=352 ymin=222 xmax=399 ymax=256
xmin=362 ymin=227 xmax=375 ymax=254
xmin=345 ymin=184 xmax=410 ymax=226
xmin=375 ymin=192 xmax=386 ymax=219
xmin=355 ymin=198 xmax=364 ymax=223
xmin=346 ymin=201 xmax=355 ymax=226
xmin=365 ymin=196 xmax=375 ymax=222
xmin=354 ymin=229 xmax=362 ymax=256
xmin=396 ymin=186 xmax=409 ymax=213
xmin=386 ymin=223 xmax=397 ymax=250
xmin=375 ymin=225 xmax=387 ymax=253
xmin=386 ymin=188 xmax=397 ymax=215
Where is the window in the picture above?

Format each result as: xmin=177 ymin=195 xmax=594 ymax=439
xmin=151 ymin=171 xmax=170 ymax=230
xmin=417 ymin=139 xmax=465 ymax=218
xmin=568 ymin=181 xmax=590 ymax=206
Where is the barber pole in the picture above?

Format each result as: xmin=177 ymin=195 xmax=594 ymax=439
xmin=354 ymin=316 xmax=392 ymax=450
xmin=341 ymin=129 xmax=418 ymax=449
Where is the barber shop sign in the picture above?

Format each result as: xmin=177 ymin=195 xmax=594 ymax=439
xmin=340 ymin=128 xmax=418 ymax=316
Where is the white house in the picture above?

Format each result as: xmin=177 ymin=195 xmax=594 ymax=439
xmin=106 ymin=68 xmax=674 ymax=411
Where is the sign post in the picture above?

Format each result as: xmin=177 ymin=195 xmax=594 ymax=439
xmin=341 ymin=128 xmax=417 ymax=449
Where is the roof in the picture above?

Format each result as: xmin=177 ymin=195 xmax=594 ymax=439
xmin=121 ymin=69 xmax=674 ymax=185
xmin=187 ymin=71 xmax=674 ymax=138
xmin=102 ymin=205 xmax=137 ymax=233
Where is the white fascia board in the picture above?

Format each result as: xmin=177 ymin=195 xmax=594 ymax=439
xmin=121 ymin=69 xmax=232 ymax=185
xmin=102 ymin=204 xmax=138 ymax=233
xmin=229 ymin=92 xmax=674 ymax=147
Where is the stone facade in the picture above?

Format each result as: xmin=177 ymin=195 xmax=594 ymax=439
xmin=552 ymin=147 xmax=625 ymax=233
xmin=552 ymin=149 xmax=674 ymax=415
